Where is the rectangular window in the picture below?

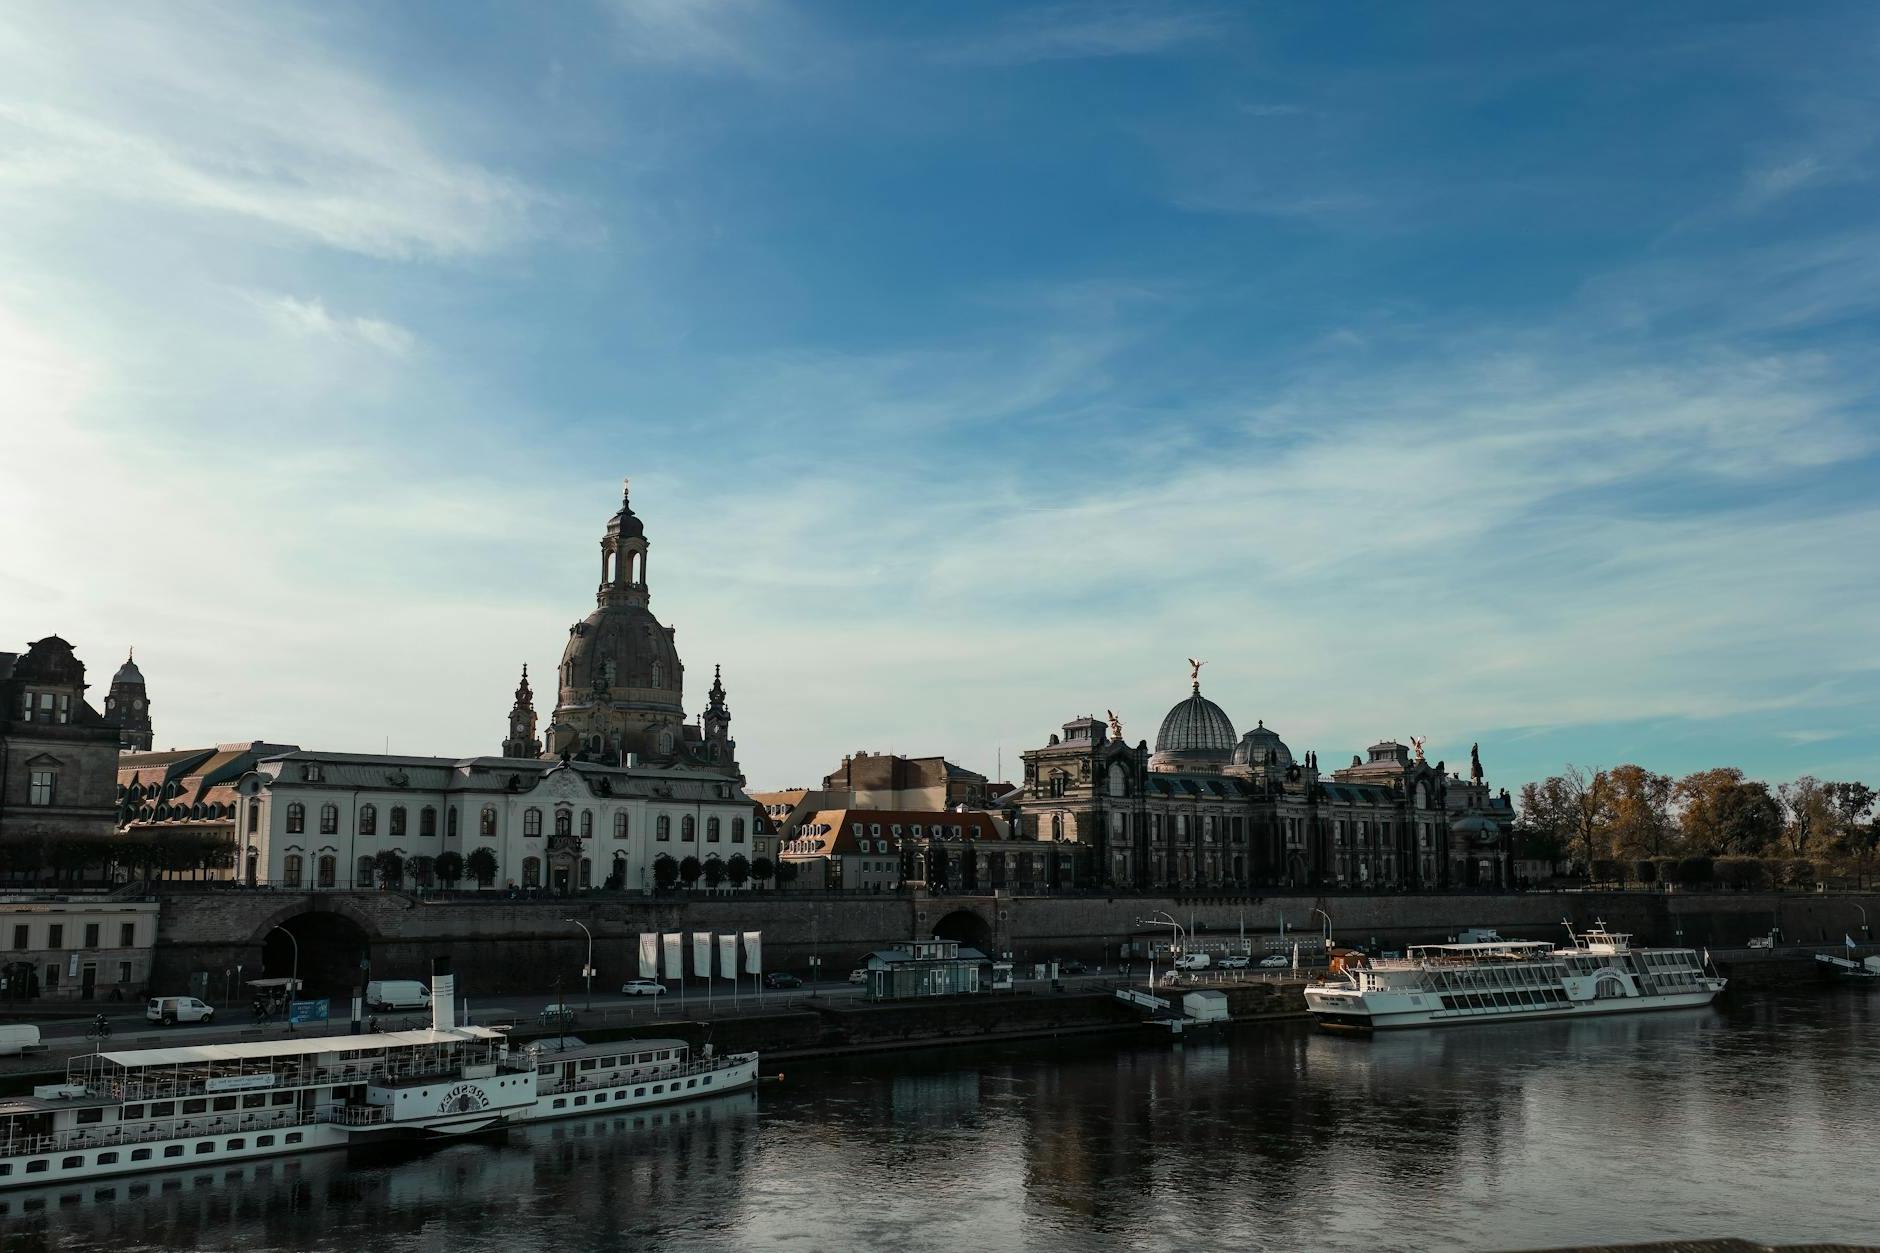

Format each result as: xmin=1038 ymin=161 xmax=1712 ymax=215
xmin=285 ymin=1133 xmax=303 ymax=1145
xmin=257 ymin=1135 xmax=275 ymax=1148
xmin=28 ymin=769 xmax=56 ymax=805
xmin=121 ymin=922 xmax=136 ymax=946
xmin=132 ymin=1149 xmax=153 ymax=1162
xmin=117 ymin=960 xmax=132 ymax=984
xmin=12 ymin=924 xmax=26 ymax=949
xmin=84 ymin=923 xmax=100 ymax=948
xmin=48 ymin=924 xmax=63 ymax=949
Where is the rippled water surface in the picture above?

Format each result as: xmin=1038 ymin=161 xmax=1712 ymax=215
xmin=5 ymin=988 xmax=1878 ymax=1252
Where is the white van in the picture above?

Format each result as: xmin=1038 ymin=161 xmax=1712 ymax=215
xmin=366 ymin=980 xmax=432 ymax=1011
xmin=147 ymin=996 xmax=215 ymax=1026
xmin=1172 ymin=952 xmax=1212 ymax=971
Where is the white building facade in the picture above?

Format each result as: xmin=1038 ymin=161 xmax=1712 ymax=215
xmin=238 ymin=752 xmax=764 ymax=893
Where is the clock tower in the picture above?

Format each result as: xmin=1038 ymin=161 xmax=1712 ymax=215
xmin=104 ymin=648 xmax=153 ymax=752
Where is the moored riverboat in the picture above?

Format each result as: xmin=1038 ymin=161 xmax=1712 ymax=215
xmin=0 ymin=960 xmax=759 ymax=1191
xmin=1304 ymin=922 xmax=1725 ymax=1032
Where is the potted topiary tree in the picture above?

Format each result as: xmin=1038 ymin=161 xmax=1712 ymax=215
xmin=703 ymin=857 xmax=726 ymax=892
xmin=653 ymin=854 xmax=678 ymax=892
xmin=466 ymin=847 xmax=498 ymax=889
xmin=679 ymin=856 xmax=703 ymax=891
xmin=726 ymin=853 xmax=750 ymax=889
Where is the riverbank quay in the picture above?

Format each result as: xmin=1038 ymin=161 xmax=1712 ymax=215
xmin=0 ymin=978 xmax=1310 ymax=1094
xmin=146 ymin=886 xmax=1880 ymax=997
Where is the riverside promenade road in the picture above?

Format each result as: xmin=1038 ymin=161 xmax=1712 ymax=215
xmin=0 ymin=966 xmax=1305 ymax=1076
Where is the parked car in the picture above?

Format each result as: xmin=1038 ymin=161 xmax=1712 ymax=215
xmin=847 ymin=968 xmax=869 ymax=984
xmin=147 ymin=996 xmax=215 ymax=1026
xmin=620 ymin=979 xmax=666 ymax=996
xmin=1172 ymin=952 xmax=1212 ymax=971
xmin=1258 ymin=954 xmax=1290 ymax=968
xmin=1217 ymin=955 xmax=1250 ymax=969
xmin=538 ymin=1004 xmax=577 ymax=1027
xmin=764 ymin=972 xmax=803 ymax=989
xmin=1060 ymin=961 xmax=1090 ymax=975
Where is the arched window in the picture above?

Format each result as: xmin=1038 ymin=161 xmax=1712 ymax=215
xmin=656 ymin=815 xmax=671 ymax=841
xmin=389 ymin=806 xmax=407 ymax=837
xmin=282 ymin=854 xmax=303 ymax=887
xmin=732 ymin=818 xmax=746 ymax=843
xmin=555 ymin=809 xmax=572 ymax=838
xmin=285 ymin=803 xmax=305 ymax=833
xmin=524 ymin=808 xmax=542 ymax=837
xmin=447 ymin=807 xmax=459 ymax=838
xmin=707 ymin=817 xmax=721 ymax=842
xmin=522 ymin=857 xmax=541 ymax=888
xmin=580 ymin=810 xmax=593 ymax=839
xmin=1049 ymin=772 xmax=1067 ymax=799
xmin=681 ymin=816 xmax=695 ymax=842
xmin=1107 ymin=762 xmax=1128 ymax=798
xmin=420 ymin=806 xmax=437 ymax=837
xmin=480 ymin=806 xmax=496 ymax=836
xmin=659 ymin=729 xmax=673 ymax=754
xmin=613 ymin=812 xmax=628 ymax=839
xmin=652 ymin=662 xmax=663 ymax=688
xmin=359 ymin=804 xmax=377 ymax=836
xmin=357 ymin=856 xmax=374 ymax=887
xmin=319 ymin=804 xmax=338 ymax=835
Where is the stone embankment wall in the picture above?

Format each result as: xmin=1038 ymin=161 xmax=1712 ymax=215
xmin=152 ymin=889 xmax=1880 ymax=996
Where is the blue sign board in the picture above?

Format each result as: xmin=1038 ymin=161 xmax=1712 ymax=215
xmin=289 ymin=998 xmax=330 ymax=1024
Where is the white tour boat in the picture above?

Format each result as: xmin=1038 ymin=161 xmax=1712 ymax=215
xmin=1304 ymin=922 xmax=1726 ymax=1032
xmin=0 ymin=960 xmax=759 ymax=1191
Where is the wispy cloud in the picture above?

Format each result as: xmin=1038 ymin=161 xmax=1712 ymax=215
xmin=258 ymin=295 xmax=416 ymax=356
xmin=0 ymin=6 xmax=546 ymax=259
xmin=939 ymin=3 xmax=1223 ymax=67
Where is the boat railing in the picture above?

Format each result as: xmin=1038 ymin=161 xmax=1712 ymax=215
xmin=537 ymin=1051 xmax=753 ymax=1097
xmin=2 ymin=1104 xmax=339 ymax=1159
xmin=327 ymin=1105 xmax=389 ymax=1127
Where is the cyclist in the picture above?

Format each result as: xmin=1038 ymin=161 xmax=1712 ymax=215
xmin=90 ymin=1013 xmax=111 ymax=1039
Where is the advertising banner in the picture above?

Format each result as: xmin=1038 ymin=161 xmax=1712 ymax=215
xmin=742 ymin=930 xmax=762 ymax=975
xmin=639 ymin=932 xmax=659 ymax=978
xmin=288 ymin=998 xmax=329 ymax=1024
xmin=692 ymin=931 xmax=712 ymax=978
xmin=718 ymin=933 xmax=737 ymax=979
xmin=662 ymin=932 xmax=684 ymax=980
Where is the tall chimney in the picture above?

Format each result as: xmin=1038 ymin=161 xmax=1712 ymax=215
xmin=431 ymin=955 xmax=456 ymax=1032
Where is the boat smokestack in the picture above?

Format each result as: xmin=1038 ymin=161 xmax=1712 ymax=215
xmin=431 ymin=956 xmax=456 ymax=1032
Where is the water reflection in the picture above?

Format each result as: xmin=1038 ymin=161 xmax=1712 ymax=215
xmin=3 ymin=991 xmax=1878 ymax=1252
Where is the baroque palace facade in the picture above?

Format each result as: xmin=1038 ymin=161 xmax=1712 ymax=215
xmin=225 ymin=482 xmax=769 ymax=893
xmin=1015 ymin=665 xmax=1515 ymax=891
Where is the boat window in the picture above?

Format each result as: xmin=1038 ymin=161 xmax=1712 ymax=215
xmin=579 ymin=1059 xmax=597 ymax=1071
xmin=243 ymin=1094 xmax=266 ymax=1109
xmin=63 ymin=1156 xmax=83 ymax=1169
xmin=124 ymin=1104 xmax=145 ymax=1120
xmin=131 ymin=1149 xmax=152 ymax=1162
xmin=182 ymin=1100 xmax=207 ymax=1115
xmin=228 ymin=1139 xmax=245 ymax=1150
xmin=703 ymin=1076 xmax=711 ymax=1085
xmin=77 ymin=1108 xmax=104 ymax=1124
xmin=686 ymin=1079 xmax=696 ymax=1089
xmin=286 ymin=1133 xmax=303 ymax=1145
xmin=574 ymin=1096 xmax=587 ymax=1106
xmin=150 ymin=1102 xmax=175 ymax=1117
xmin=653 ymin=1084 xmax=663 ymax=1094
xmin=600 ymin=1056 xmax=616 ymax=1068
xmin=26 ymin=1161 xmax=47 ymax=1173
xmin=635 ymin=1053 xmax=651 ymax=1063
xmin=594 ymin=1093 xmax=606 ymax=1103
xmin=212 ymin=1097 xmax=238 ymax=1112
xmin=257 ymin=1136 xmax=274 ymax=1147
xmin=553 ymin=1099 xmax=566 ymax=1109
xmin=196 ymin=1143 xmax=215 ymax=1155
xmin=635 ymin=1088 xmax=645 ymax=1097
xmin=98 ymin=1152 xmax=118 ymax=1165
xmin=163 ymin=1146 xmax=183 ymax=1159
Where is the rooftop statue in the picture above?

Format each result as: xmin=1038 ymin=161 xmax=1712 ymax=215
xmin=1186 ymin=657 xmax=1207 ymax=692
xmin=1410 ymin=735 xmax=1426 ymax=764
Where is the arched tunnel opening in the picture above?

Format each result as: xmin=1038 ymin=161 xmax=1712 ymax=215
xmin=262 ymin=910 xmax=372 ymax=1001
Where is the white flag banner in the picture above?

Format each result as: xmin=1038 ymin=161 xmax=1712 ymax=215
xmin=639 ymin=933 xmax=659 ymax=978
xmin=743 ymin=930 xmax=762 ymax=975
xmin=662 ymin=932 xmax=684 ymax=980
xmin=719 ymin=934 xmax=738 ymax=979
xmin=692 ymin=931 xmax=712 ymax=978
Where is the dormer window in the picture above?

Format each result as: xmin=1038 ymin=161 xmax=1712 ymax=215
xmin=302 ymin=763 xmax=323 ymax=783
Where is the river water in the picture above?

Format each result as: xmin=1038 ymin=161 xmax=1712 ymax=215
xmin=4 ymin=987 xmax=1877 ymax=1252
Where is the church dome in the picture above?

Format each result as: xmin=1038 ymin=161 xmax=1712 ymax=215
xmin=557 ymin=603 xmax=684 ymax=714
xmin=113 ymin=653 xmax=145 ymax=685
xmin=1452 ymin=814 xmax=1503 ymax=845
xmin=1152 ymin=688 xmax=1236 ymax=768
xmin=1233 ymin=721 xmax=1293 ymax=768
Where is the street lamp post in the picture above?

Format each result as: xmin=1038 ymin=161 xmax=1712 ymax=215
xmin=1856 ymin=903 xmax=1870 ymax=942
xmin=565 ymin=918 xmax=594 ymax=1009
xmin=1312 ymin=908 xmax=1333 ymax=949
xmin=271 ymin=925 xmax=301 ymax=1031
xmin=1138 ymin=911 xmax=1185 ymax=991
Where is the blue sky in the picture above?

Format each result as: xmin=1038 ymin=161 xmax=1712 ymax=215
xmin=2 ymin=1 xmax=1876 ymax=792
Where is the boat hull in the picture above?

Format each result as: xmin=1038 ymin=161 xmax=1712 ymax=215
xmin=1306 ymin=988 xmax=1722 ymax=1032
